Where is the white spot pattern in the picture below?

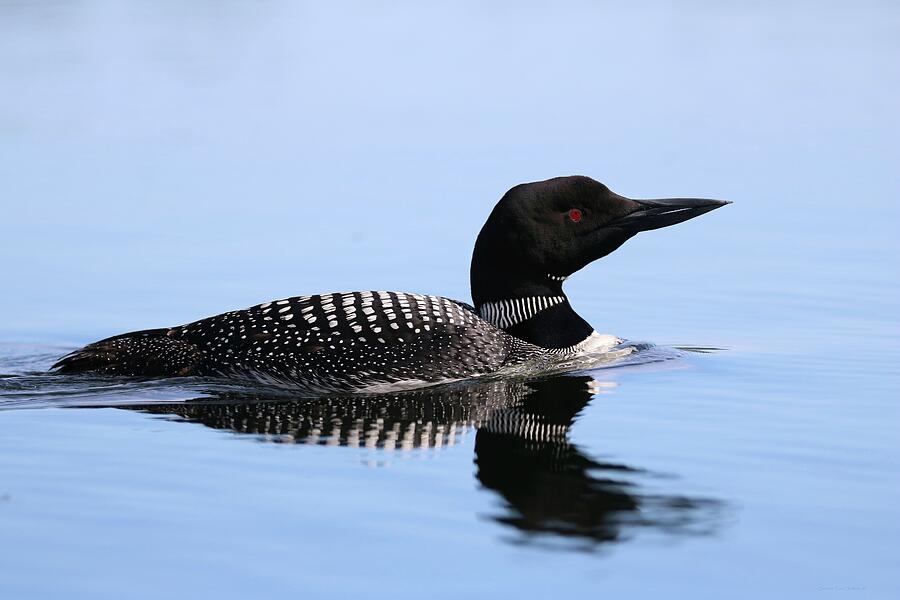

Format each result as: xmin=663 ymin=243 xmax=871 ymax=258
xmin=59 ymin=290 xmax=615 ymax=394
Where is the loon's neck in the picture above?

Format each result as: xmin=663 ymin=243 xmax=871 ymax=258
xmin=470 ymin=266 xmax=593 ymax=349
xmin=484 ymin=297 xmax=594 ymax=349
xmin=469 ymin=227 xmax=598 ymax=348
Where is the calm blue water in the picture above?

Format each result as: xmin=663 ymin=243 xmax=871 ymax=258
xmin=1 ymin=1 xmax=899 ymax=598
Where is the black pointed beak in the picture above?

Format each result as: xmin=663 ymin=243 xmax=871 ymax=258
xmin=610 ymin=197 xmax=731 ymax=233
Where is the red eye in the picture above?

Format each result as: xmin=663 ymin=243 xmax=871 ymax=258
xmin=568 ymin=208 xmax=583 ymax=223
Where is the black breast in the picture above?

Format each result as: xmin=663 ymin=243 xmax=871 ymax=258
xmin=172 ymin=291 xmax=515 ymax=392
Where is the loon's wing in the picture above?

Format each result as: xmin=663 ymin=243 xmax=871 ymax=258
xmin=51 ymin=291 xmax=515 ymax=391
xmin=168 ymin=291 xmax=512 ymax=391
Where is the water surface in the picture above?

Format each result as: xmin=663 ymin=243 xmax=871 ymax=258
xmin=1 ymin=1 xmax=899 ymax=598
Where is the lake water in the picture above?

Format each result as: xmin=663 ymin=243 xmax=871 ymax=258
xmin=1 ymin=1 xmax=898 ymax=598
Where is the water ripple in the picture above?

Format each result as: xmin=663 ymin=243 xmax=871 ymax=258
xmin=0 ymin=341 xmax=683 ymax=410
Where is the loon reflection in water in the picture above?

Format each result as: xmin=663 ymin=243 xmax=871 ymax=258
xmin=133 ymin=375 xmax=724 ymax=548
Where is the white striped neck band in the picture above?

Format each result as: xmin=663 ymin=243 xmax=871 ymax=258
xmin=477 ymin=296 xmax=567 ymax=330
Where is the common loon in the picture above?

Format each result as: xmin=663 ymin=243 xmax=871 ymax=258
xmin=53 ymin=176 xmax=729 ymax=391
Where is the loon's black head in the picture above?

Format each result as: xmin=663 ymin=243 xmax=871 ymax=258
xmin=471 ymin=175 xmax=729 ymax=309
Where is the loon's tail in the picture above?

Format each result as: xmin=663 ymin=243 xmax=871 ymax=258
xmin=52 ymin=328 xmax=202 ymax=377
